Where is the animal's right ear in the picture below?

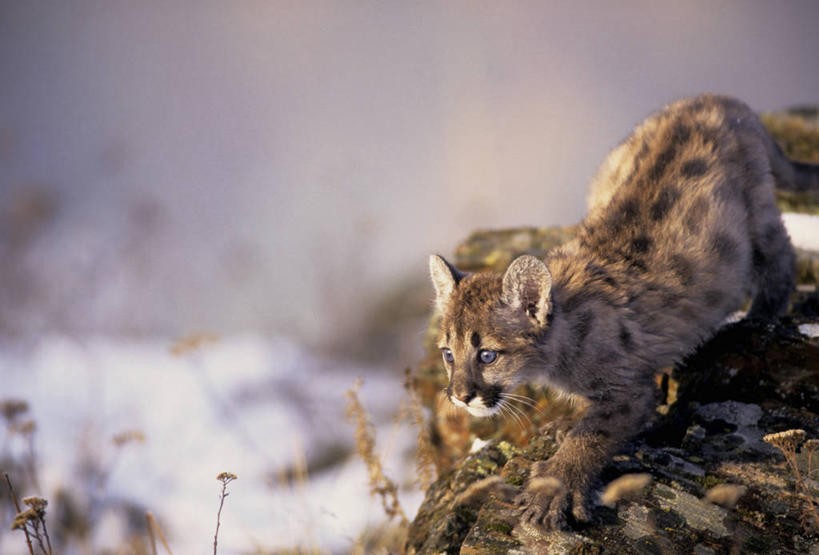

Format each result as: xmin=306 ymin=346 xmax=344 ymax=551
xmin=429 ymin=254 xmax=465 ymax=313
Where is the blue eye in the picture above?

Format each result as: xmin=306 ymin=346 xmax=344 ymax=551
xmin=442 ymin=348 xmax=454 ymax=363
xmin=479 ymin=350 xmax=498 ymax=364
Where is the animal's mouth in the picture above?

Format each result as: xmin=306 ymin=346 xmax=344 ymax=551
xmin=465 ymin=405 xmax=498 ymax=417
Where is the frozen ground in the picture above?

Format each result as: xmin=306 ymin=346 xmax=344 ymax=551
xmin=0 ymin=334 xmax=424 ymax=553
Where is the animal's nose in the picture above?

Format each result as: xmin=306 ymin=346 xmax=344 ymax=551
xmin=452 ymin=391 xmax=475 ymax=404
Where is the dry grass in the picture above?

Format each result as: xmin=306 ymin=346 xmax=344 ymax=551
xmin=344 ymin=378 xmax=408 ymax=527
xmin=763 ymin=429 xmax=819 ymax=531
xmin=403 ymin=368 xmax=437 ymax=492
xmin=146 ymin=511 xmax=172 ymax=555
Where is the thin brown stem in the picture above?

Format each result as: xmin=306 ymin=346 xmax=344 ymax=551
xmin=4 ymin=473 xmax=34 ymax=555
xmin=30 ymin=518 xmax=47 ymax=555
xmin=40 ymin=515 xmax=52 ymax=555
xmin=146 ymin=512 xmax=172 ymax=554
xmin=783 ymin=449 xmax=819 ymax=529
xmin=213 ymin=481 xmax=228 ymax=555
xmin=146 ymin=512 xmax=158 ymax=555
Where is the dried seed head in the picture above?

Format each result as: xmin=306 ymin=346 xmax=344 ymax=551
xmin=763 ymin=429 xmax=806 ymax=452
xmin=112 ymin=429 xmax=146 ymax=446
xmin=217 ymin=472 xmax=238 ymax=483
xmin=803 ymin=439 xmax=819 ymax=453
xmin=169 ymin=333 xmax=218 ymax=356
xmin=11 ymin=508 xmax=36 ymax=531
xmin=705 ymin=484 xmax=747 ymax=508
xmin=1 ymin=399 xmax=29 ymax=422
xmin=600 ymin=473 xmax=653 ymax=506
xmin=22 ymin=496 xmax=48 ymax=512
xmin=454 ymin=476 xmax=517 ymax=507
xmin=13 ymin=420 xmax=36 ymax=435
xmin=528 ymin=477 xmax=566 ymax=496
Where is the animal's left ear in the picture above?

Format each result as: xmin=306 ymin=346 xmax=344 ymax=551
xmin=429 ymin=254 xmax=465 ymax=313
xmin=501 ymin=255 xmax=553 ymax=326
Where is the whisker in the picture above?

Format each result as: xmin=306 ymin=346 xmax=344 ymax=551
xmin=504 ymin=400 xmax=532 ymax=428
xmin=500 ymin=392 xmax=539 ymax=406
xmin=500 ymin=394 xmax=544 ymax=418
xmin=500 ymin=400 xmax=526 ymax=429
xmin=500 ymin=394 xmax=537 ymax=408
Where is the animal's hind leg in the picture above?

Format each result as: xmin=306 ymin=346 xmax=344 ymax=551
xmin=747 ymin=215 xmax=795 ymax=320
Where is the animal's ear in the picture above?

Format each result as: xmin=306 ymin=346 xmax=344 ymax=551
xmin=429 ymin=254 xmax=465 ymax=313
xmin=501 ymin=255 xmax=553 ymax=326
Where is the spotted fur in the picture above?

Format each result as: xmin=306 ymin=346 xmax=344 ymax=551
xmin=429 ymin=94 xmax=815 ymax=531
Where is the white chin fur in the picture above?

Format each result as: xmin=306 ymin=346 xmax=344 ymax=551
xmin=466 ymin=405 xmax=498 ymax=417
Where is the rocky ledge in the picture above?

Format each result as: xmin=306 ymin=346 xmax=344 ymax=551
xmin=408 ymin=314 xmax=819 ymax=554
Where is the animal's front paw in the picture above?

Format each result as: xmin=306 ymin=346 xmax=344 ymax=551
xmin=515 ymin=475 xmax=591 ymax=531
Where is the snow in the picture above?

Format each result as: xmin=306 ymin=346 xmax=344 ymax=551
xmin=783 ymin=212 xmax=819 ymax=252
xmin=0 ymin=334 xmax=424 ymax=553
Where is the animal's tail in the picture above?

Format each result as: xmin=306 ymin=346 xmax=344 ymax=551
xmin=787 ymin=160 xmax=819 ymax=192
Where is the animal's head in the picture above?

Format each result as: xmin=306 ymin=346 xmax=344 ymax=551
xmin=428 ymin=254 xmax=553 ymax=417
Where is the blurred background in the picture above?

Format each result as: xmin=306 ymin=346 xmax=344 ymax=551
xmin=1 ymin=1 xmax=818 ymax=553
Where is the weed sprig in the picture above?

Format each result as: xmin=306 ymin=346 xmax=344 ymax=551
xmin=213 ymin=472 xmax=237 ymax=555
xmin=763 ymin=429 xmax=819 ymax=531
xmin=345 ymin=378 xmax=408 ymax=526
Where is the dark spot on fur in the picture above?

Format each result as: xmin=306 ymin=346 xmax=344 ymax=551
xmin=594 ymin=429 xmax=612 ymax=439
xmin=647 ymin=124 xmax=690 ymax=183
xmin=445 ymin=332 xmax=450 ymax=344
xmin=611 ymin=196 xmax=641 ymax=229
xmin=670 ymin=254 xmax=695 ymax=286
xmin=650 ymin=187 xmax=680 ymax=221
xmin=704 ymin=289 xmax=724 ymax=307
xmin=672 ymin=122 xmax=692 ymax=143
xmin=622 ymin=140 xmax=650 ymax=186
xmin=631 ymin=235 xmax=652 ymax=254
xmin=647 ymin=143 xmax=677 ymax=183
xmin=604 ymin=276 xmax=617 ymax=287
xmin=684 ymin=197 xmax=709 ymax=232
xmin=616 ymin=403 xmax=632 ymax=414
xmin=695 ymin=124 xmax=721 ymax=148
xmin=599 ymin=411 xmax=614 ymax=420
xmin=681 ymin=157 xmax=708 ymax=178
xmin=622 ymin=250 xmax=647 ymax=272
xmin=711 ymin=233 xmax=739 ymax=263
xmin=470 ymin=332 xmax=480 ymax=348
xmin=585 ymin=262 xmax=607 ymax=278
xmin=589 ymin=378 xmax=605 ymax=391
xmin=619 ymin=325 xmax=633 ymax=351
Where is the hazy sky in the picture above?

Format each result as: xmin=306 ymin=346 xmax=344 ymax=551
xmin=2 ymin=1 xmax=818 ymax=343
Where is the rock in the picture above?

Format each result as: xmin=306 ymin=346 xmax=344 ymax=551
xmin=761 ymin=106 xmax=819 ymax=214
xmin=407 ymin=106 xmax=819 ymax=553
